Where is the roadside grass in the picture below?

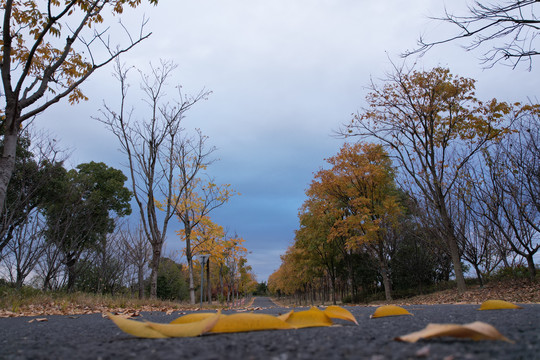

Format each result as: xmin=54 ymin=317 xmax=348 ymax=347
xmin=0 ymin=283 xmax=228 ymax=317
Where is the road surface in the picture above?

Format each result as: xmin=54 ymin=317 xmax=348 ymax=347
xmin=1 ymin=297 xmax=538 ymax=359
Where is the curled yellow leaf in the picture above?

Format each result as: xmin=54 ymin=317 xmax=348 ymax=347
xmin=370 ymin=305 xmax=413 ymax=318
xmin=170 ymin=312 xmax=216 ymax=324
xmin=281 ymin=307 xmax=333 ymax=329
xmin=146 ymin=312 xmax=221 ymax=338
xmin=323 ymin=305 xmax=358 ymax=325
xmin=478 ymin=300 xmax=523 ymax=311
xmin=395 ymin=321 xmax=514 ymax=343
xmin=210 ymin=313 xmax=293 ymax=333
xmin=107 ymin=313 xmax=167 ymax=338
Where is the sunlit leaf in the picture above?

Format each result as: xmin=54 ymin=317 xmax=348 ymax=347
xmin=395 ymin=321 xmax=514 ymax=343
xmin=323 ymin=305 xmax=358 ymax=325
xmin=370 ymin=305 xmax=412 ymax=318
xmin=209 ymin=313 xmax=293 ymax=333
xmin=146 ymin=312 xmax=220 ymax=337
xmin=107 ymin=313 xmax=167 ymax=338
xmin=478 ymin=300 xmax=523 ymax=310
xmin=280 ymin=307 xmax=333 ymax=328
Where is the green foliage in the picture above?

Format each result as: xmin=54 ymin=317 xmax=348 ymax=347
xmin=74 ymin=257 xmax=125 ymax=295
xmin=254 ymin=282 xmax=268 ymax=296
xmin=42 ymin=161 xmax=132 ymax=290
xmin=155 ymin=258 xmax=188 ymax=301
xmin=492 ymin=265 xmax=533 ymax=280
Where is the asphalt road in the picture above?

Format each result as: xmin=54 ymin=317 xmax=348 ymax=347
xmin=1 ymin=297 xmax=538 ymax=360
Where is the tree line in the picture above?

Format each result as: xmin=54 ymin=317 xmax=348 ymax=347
xmin=268 ymin=67 xmax=539 ymax=304
xmin=0 ymin=126 xmax=257 ymax=302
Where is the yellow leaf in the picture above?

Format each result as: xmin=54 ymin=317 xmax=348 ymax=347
xmin=370 ymin=305 xmax=413 ymax=318
xmin=395 ymin=321 xmax=514 ymax=343
xmin=281 ymin=307 xmax=333 ymax=328
xmin=323 ymin=305 xmax=358 ymax=325
xmin=210 ymin=313 xmax=293 ymax=333
xmin=478 ymin=300 xmax=523 ymax=310
xmin=170 ymin=312 xmax=215 ymax=324
xmin=107 ymin=313 xmax=167 ymax=339
xmin=146 ymin=312 xmax=220 ymax=337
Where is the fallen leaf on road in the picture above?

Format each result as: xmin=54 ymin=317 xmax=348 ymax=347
xmin=108 ymin=305 xmax=358 ymax=338
xmin=107 ymin=313 xmax=167 ymax=338
xmin=278 ymin=307 xmax=333 ymax=328
xmin=210 ymin=313 xmax=293 ymax=333
xmin=146 ymin=312 xmax=220 ymax=337
xmin=478 ymin=300 xmax=522 ymax=310
xmin=395 ymin=321 xmax=514 ymax=343
xmin=371 ymin=305 xmax=412 ymax=318
xmin=170 ymin=312 xmax=215 ymax=324
xmin=28 ymin=318 xmax=48 ymax=323
xmin=323 ymin=305 xmax=358 ymax=325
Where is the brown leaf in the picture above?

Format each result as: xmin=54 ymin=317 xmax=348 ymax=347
xmin=395 ymin=321 xmax=514 ymax=343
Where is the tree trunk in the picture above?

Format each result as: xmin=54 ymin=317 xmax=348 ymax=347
xmin=66 ymin=256 xmax=77 ymax=292
xmin=448 ymin=233 xmax=467 ymax=292
xmin=525 ymin=254 xmax=537 ymax=281
xmin=473 ymin=264 xmax=484 ymax=287
xmin=207 ymin=258 xmax=212 ymax=305
xmin=380 ymin=264 xmax=393 ymax=301
xmin=149 ymin=246 xmax=162 ymax=299
xmin=188 ymin=257 xmax=196 ymax=304
xmin=0 ymin=119 xmax=19 ymax=231
xmin=137 ymin=263 xmax=145 ymax=299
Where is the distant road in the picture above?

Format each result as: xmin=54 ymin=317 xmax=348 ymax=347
xmin=248 ymin=296 xmax=280 ymax=308
xmin=1 ymin=302 xmax=538 ymax=359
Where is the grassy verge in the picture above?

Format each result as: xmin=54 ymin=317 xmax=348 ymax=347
xmin=0 ymin=283 xmax=228 ymax=317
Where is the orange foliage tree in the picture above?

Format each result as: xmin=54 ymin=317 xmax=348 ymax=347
xmin=270 ymin=142 xmax=402 ymax=302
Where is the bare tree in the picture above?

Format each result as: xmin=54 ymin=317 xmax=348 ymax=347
xmin=405 ymin=1 xmax=540 ymax=69
xmin=479 ymin=111 xmax=540 ymax=279
xmin=1 ymin=209 xmax=46 ymax=287
xmin=121 ymin=222 xmax=151 ymax=299
xmin=97 ymin=59 xmax=210 ymax=298
xmin=0 ymin=0 xmax=159 ymax=220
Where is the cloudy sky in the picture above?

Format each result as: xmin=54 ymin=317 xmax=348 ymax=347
xmin=36 ymin=0 xmax=538 ymax=282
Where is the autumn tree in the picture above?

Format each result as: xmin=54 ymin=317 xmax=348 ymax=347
xmin=296 ymin=196 xmax=344 ymax=304
xmin=406 ymin=1 xmax=540 ymax=69
xmin=98 ymin=59 xmax=210 ymax=298
xmin=171 ymin=175 xmax=237 ymax=304
xmin=0 ymin=0 xmax=159 ymax=220
xmin=307 ymin=142 xmax=401 ymax=300
xmin=342 ymin=67 xmax=522 ymax=292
